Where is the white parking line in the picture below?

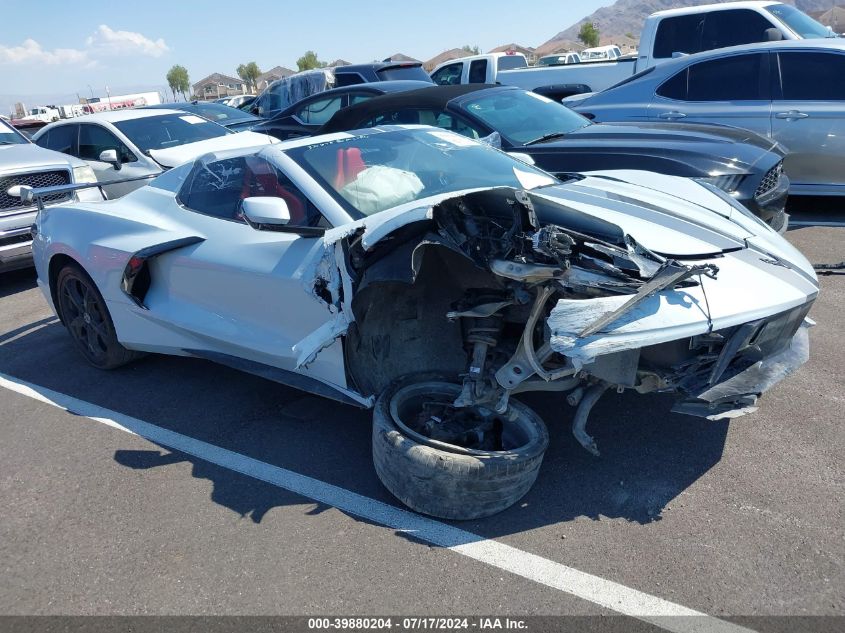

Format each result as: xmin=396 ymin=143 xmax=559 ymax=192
xmin=0 ymin=371 xmax=754 ymax=633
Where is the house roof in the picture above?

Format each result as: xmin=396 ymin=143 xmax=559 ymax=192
xmin=533 ymin=39 xmax=585 ymax=58
xmin=192 ymin=73 xmax=244 ymax=90
xmin=329 ymin=59 xmax=352 ymax=67
xmin=423 ymin=48 xmax=468 ymax=71
xmin=384 ymin=53 xmax=421 ymax=63
xmin=489 ymin=43 xmax=535 ymax=55
xmin=257 ymin=66 xmax=295 ymax=82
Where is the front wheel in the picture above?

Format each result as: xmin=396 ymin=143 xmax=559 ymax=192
xmin=56 ymin=263 xmax=139 ymax=369
xmin=372 ymin=374 xmax=549 ymax=520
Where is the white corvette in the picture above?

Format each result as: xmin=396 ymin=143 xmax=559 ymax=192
xmin=29 ymin=126 xmax=818 ymax=519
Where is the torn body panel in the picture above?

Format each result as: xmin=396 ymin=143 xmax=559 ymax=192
xmin=290 ymin=182 xmax=816 ymax=454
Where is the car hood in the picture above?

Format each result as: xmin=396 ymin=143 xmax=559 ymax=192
xmin=529 ymin=122 xmax=783 ymax=170
xmin=334 ymin=170 xmax=812 ymax=275
xmin=0 ymin=142 xmax=85 ymax=173
xmin=148 ymin=131 xmax=279 ymax=168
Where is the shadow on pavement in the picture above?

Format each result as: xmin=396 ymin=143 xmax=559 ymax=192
xmin=0 ymin=267 xmax=38 ymax=298
xmin=0 ymin=317 xmax=730 ymax=537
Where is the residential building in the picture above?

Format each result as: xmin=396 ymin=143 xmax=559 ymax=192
xmin=423 ymin=48 xmax=468 ymax=72
xmin=192 ymin=73 xmax=248 ymax=101
xmin=256 ymin=66 xmax=296 ymax=92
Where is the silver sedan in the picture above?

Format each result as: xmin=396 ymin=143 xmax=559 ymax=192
xmin=570 ymin=40 xmax=845 ymax=197
xmin=32 ymin=109 xmax=276 ymax=199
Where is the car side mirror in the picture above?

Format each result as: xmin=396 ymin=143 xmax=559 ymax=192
xmin=241 ymin=196 xmax=290 ymax=227
xmin=765 ymin=28 xmax=784 ymax=41
xmin=99 ymin=149 xmax=121 ymax=170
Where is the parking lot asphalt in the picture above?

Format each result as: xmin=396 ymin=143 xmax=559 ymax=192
xmin=0 ymin=212 xmax=842 ymax=627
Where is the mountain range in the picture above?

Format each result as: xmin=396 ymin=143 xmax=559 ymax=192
xmin=537 ymin=0 xmax=844 ymax=53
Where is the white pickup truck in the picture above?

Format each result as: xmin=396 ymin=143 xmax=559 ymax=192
xmin=431 ymin=1 xmax=838 ymax=99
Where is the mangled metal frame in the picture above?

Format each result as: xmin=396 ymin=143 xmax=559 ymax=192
xmin=295 ymin=184 xmax=814 ymax=455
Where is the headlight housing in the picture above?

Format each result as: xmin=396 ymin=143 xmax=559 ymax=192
xmin=72 ymin=165 xmax=97 ymax=184
xmin=695 ymin=173 xmax=746 ymax=194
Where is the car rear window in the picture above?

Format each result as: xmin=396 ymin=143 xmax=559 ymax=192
xmin=497 ymin=55 xmax=527 ymax=71
xmin=377 ymin=65 xmax=433 ymax=83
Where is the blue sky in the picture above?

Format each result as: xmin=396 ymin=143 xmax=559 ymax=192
xmin=0 ymin=0 xmax=613 ymax=111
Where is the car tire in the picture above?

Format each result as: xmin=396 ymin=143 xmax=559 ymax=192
xmin=372 ymin=374 xmax=549 ymax=520
xmin=56 ymin=263 xmax=139 ymax=370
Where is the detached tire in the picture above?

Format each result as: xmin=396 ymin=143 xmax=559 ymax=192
xmin=372 ymin=375 xmax=549 ymax=520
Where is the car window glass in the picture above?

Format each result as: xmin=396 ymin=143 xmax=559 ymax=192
xmin=113 ymin=114 xmax=229 ymax=153
xmin=40 ymin=125 xmax=77 ymax=155
xmin=297 ymin=97 xmax=343 ymax=125
xmin=497 ymin=55 xmax=526 ymax=71
xmin=335 ymin=73 xmax=366 ymax=87
xmin=349 ymin=93 xmax=376 ymax=106
xmin=656 ymin=68 xmax=689 ymax=100
xmin=701 ymin=9 xmax=776 ymax=50
xmin=179 ymin=155 xmax=328 ymax=228
xmin=653 ymin=14 xmax=704 ymax=58
xmin=431 ymin=62 xmax=463 ymax=86
xmin=778 ymin=52 xmax=845 ymax=100
xmin=655 ymin=10 xmax=776 ymax=59
xmin=468 ymin=59 xmax=488 ymax=83
xmin=377 ymin=65 xmax=431 ymax=82
xmin=464 ymin=89 xmax=589 ymax=145
xmin=660 ymin=54 xmax=764 ymax=101
xmin=78 ymin=124 xmax=136 ymax=162
xmin=362 ymin=109 xmax=484 ymax=139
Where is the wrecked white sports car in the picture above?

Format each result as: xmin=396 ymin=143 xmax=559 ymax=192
xmin=29 ymin=126 xmax=818 ymax=519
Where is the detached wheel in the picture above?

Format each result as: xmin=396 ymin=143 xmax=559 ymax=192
xmin=372 ymin=375 xmax=549 ymax=520
xmin=56 ymin=263 xmax=138 ymax=369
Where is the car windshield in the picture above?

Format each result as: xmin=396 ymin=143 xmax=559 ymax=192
xmin=178 ymin=103 xmax=258 ymax=125
xmin=287 ymin=127 xmax=558 ymax=217
xmin=462 ymin=89 xmax=590 ymax=145
xmin=0 ymin=120 xmax=29 ymax=145
xmin=113 ymin=113 xmax=230 ymax=152
xmin=765 ymin=4 xmax=832 ymax=38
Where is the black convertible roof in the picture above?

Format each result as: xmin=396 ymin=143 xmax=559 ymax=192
xmin=320 ymin=84 xmax=502 ymax=134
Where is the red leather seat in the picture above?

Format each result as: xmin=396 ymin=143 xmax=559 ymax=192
xmin=334 ymin=148 xmax=366 ymax=189
xmin=240 ymin=158 xmax=306 ymax=224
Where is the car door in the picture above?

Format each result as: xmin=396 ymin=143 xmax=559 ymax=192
xmin=648 ymin=52 xmax=772 ymax=138
xmin=771 ymin=50 xmax=845 ymax=194
xmin=77 ymin=123 xmax=152 ymax=198
xmin=35 ymin=122 xmax=78 ymax=156
xmin=145 ymin=153 xmax=350 ymax=390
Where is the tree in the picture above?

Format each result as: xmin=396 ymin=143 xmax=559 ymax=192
xmin=578 ymin=22 xmax=600 ymax=48
xmin=461 ymin=44 xmax=481 ymax=55
xmin=236 ymin=62 xmax=262 ymax=93
xmin=296 ymin=50 xmax=325 ymax=71
xmin=166 ymin=64 xmax=190 ymax=101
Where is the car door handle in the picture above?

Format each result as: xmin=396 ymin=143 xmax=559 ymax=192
xmin=775 ymin=111 xmax=809 ymax=119
xmin=658 ymin=111 xmax=686 ymax=119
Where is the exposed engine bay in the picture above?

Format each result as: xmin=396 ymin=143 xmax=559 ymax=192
xmin=313 ymin=187 xmax=813 ymax=455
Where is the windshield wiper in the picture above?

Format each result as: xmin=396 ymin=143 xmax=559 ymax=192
xmin=524 ymin=131 xmax=570 ymax=146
